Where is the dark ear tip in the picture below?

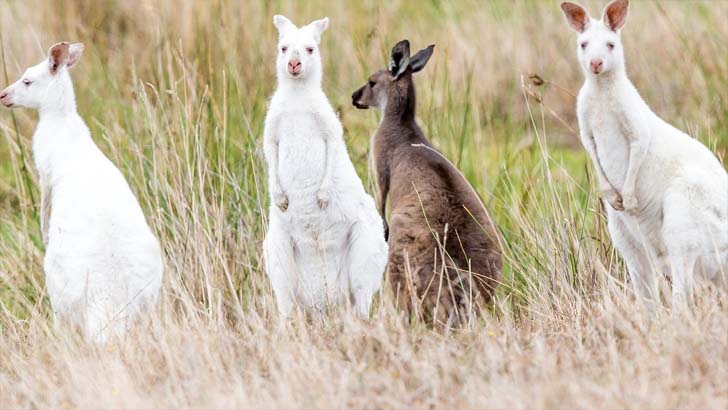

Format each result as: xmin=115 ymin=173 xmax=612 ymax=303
xmin=394 ymin=39 xmax=410 ymax=49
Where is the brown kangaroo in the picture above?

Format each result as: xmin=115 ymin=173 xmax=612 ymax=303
xmin=351 ymin=40 xmax=503 ymax=326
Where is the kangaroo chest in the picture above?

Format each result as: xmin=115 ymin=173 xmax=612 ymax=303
xmin=277 ymin=112 xmax=327 ymax=191
xmin=583 ymin=102 xmax=631 ymax=190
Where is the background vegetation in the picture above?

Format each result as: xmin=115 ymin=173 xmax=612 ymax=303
xmin=0 ymin=0 xmax=726 ymax=407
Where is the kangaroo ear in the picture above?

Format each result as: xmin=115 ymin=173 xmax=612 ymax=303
xmin=273 ymin=15 xmax=297 ymax=37
xmin=602 ymin=0 xmax=629 ymax=32
xmin=560 ymin=2 xmax=590 ymax=33
xmin=307 ymin=17 xmax=329 ymax=44
xmin=66 ymin=43 xmax=84 ymax=68
xmin=389 ymin=40 xmax=410 ymax=80
xmin=409 ymin=44 xmax=434 ymax=73
xmin=48 ymin=42 xmax=70 ymax=75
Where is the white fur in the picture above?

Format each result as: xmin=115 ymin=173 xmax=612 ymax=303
xmin=563 ymin=1 xmax=728 ymax=311
xmin=0 ymin=43 xmax=163 ymax=342
xmin=263 ymin=16 xmax=387 ymax=317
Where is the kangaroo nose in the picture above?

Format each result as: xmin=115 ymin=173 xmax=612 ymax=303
xmin=288 ymin=58 xmax=301 ymax=75
xmin=0 ymin=90 xmax=12 ymax=107
xmin=590 ymin=59 xmax=604 ymax=74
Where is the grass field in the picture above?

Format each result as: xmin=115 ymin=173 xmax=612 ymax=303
xmin=1 ymin=0 xmax=727 ymax=408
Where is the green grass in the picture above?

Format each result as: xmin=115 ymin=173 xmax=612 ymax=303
xmin=0 ymin=0 xmax=725 ymax=319
xmin=0 ymin=1 xmax=726 ymax=407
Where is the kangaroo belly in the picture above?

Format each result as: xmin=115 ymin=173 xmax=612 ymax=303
xmin=289 ymin=220 xmax=351 ymax=306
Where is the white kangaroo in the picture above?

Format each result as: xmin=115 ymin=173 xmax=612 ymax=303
xmin=262 ymin=15 xmax=387 ymax=318
xmin=0 ymin=42 xmax=163 ymax=342
xmin=561 ymin=0 xmax=728 ymax=311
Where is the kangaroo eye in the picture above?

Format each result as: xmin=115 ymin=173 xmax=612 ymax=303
xmin=368 ymin=80 xmax=376 ymax=87
xmin=580 ymin=41 xmax=589 ymax=50
xmin=306 ymin=47 xmax=314 ymax=55
xmin=607 ymin=42 xmax=615 ymax=50
xmin=22 ymin=79 xmax=32 ymax=86
xmin=281 ymin=46 xmax=288 ymax=53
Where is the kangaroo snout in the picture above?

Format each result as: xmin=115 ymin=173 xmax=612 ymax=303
xmin=590 ymin=59 xmax=604 ymax=74
xmin=0 ymin=89 xmax=13 ymax=107
xmin=288 ymin=58 xmax=302 ymax=76
xmin=351 ymin=87 xmax=368 ymax=109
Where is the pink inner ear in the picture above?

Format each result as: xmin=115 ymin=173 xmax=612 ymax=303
xmin=562 ymin=3 xmax=589 ymax=32
xmin=67 ymin=50 xmax=82 ymax=67
xmin=604 ymin=0 xmax=628 ymax=31
xmin=49 ymin=43 xmax=70 ymax=74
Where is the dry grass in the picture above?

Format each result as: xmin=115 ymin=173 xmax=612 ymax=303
xmin=2 ymin=292 xmax=727 ymax=408
xmin=0 ymin=0 xmax=726 ymax=408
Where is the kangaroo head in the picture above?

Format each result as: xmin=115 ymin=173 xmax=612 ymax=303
xmin=273 ymin=15 xmax=328 ymax=84
xmin=0 ymin=42 xmax=84 ymax=111
xmin=561 ymin=0 xmax=629 ymax=77
xmin=352 ymin=40 xmax=434 ymax=112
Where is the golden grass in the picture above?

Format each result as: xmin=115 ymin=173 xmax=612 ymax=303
xmin=0 ymin=0 xmax=726 ymax=408
xmin=2 ymin=293 xmax=727 ymax=408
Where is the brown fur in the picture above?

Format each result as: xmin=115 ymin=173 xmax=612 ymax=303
xmin=352 ymin=44 xmax=502 ymax=326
